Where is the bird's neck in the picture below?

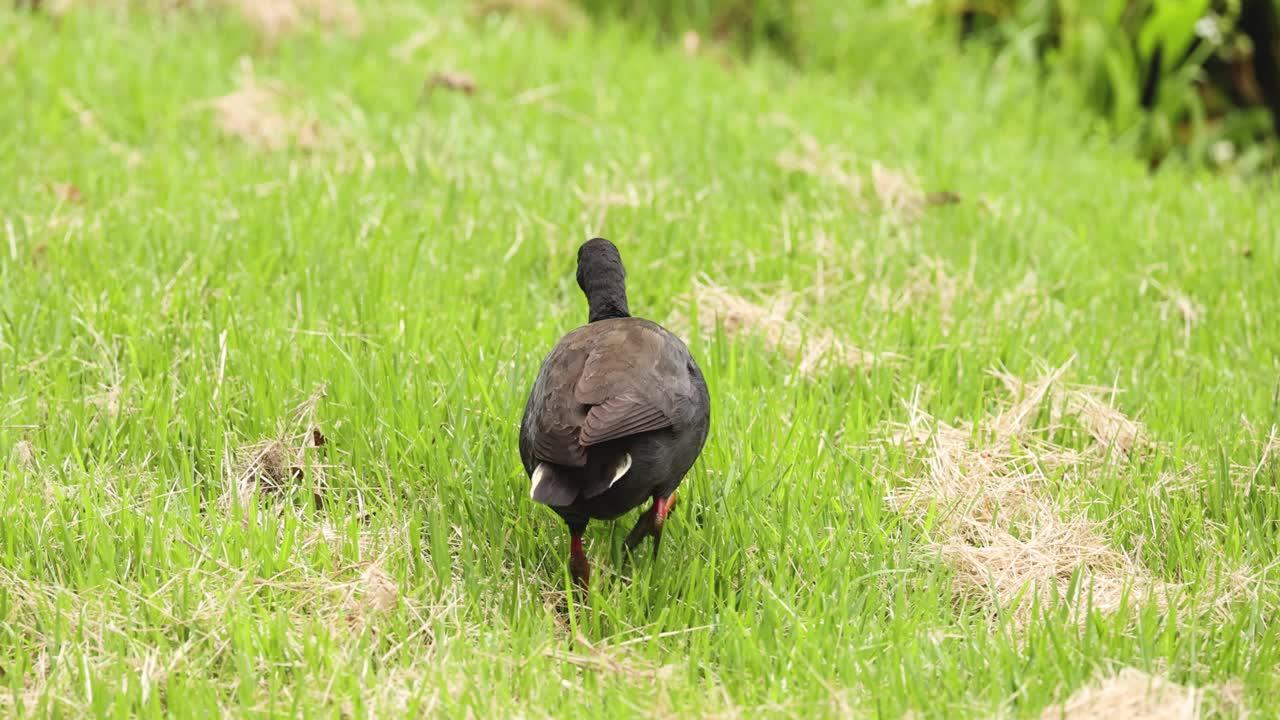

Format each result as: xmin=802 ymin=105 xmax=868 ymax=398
xmin=586 ymin=281 xmax=630 ymax=323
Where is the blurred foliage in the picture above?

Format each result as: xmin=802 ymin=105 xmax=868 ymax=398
xmin=571 ymin=0 xmax=1280 ymax=171
xmin=571 ymin=0 xmax=804 ymax=58
xmin=946 ymin=0 xmax=1280 ymax=169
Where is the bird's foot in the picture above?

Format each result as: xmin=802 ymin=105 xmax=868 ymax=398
xmin=624 ymin=492 xmax=677 ymax=559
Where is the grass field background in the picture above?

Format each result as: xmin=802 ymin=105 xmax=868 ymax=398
xmin=2 ymin=1 xmax=1279 ymax=716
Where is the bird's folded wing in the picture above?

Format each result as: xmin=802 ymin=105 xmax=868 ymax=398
xmin=578 ymin=394 xmax=672 ymax=446
xmin=532 ymin=423 xmax=588 ymax=467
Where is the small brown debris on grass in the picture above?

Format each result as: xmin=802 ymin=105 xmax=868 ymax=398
xmin=208 ymin=59 xmax=325 ymax=151
xmin=672 ymin=277 xmax=884 ymax=378
xmin=230 ymin=433 xmax=328 ymax=509
xmin=228 ymin=383 xmax=331 ymax=508
xmin=1041 ymin=668 xmax=1201 ymax=720
xmin=470 ymin=0 xmax=588 ymax=34
xmin=925 ymin=190 xmax=962 ymax=206
xmin=51 ymin=182 xmax=83 ymax=203
xmin=235 ymin=439 xmax=302 ymax=498
xmin=425 ymin=71 xmax=477 ymax=95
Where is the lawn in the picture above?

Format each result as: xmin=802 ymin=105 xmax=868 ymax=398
xmin=1 ymin=1 xmax=1279 ymax=717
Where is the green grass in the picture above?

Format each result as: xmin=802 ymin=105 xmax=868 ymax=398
xmin=2 ymin=1 xmax=1279 ymax=717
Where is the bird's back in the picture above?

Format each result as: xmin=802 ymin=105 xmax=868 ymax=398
xmin=519 ymin=317 xmax=709 ymax=512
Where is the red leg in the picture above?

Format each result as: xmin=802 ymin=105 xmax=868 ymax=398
xmin=653 ymin=492 xmax=678 ymax=528
xmin=625 ymin=492 xmax=678 ymax=557
xmin=569 ymin=532 xmax=590 ymax=591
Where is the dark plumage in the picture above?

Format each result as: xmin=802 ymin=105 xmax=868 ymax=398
xmin=519 ymin=238 xmax=711 ymax=590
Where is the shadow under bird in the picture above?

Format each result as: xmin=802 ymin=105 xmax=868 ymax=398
xmin=519 ymin=238 xmax=711 ymax=590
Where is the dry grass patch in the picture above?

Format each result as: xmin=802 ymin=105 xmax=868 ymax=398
xmin=884 ymin=361 xmax=1170 ymax=626
xmin=226 ymin=383 xmax=331 ymax=509
xmin=544 ymin=635 xmax=678 ymax=684
xmin=221 ymin=0 xmax=362 ymax=43
xmin=671 ymin=276 xmax=886 ymax=378
xmin=1235 ymin=420 xmax=1279 ymax=495
xmin=1041 ymin=668 xmax=1202 ymax=720
xmin=11 ymin=440 xmax=38 ymax=473
xmin=871 ymin=162 xmax=925 ymax=223
xmin=573 ymin=177 xmax=672 ymax=212
xmin=865 ymin=258 xmax=1050 ymax=337
xmin=775 ymin=135 xmax=865 ymax=203
xmin=866 ymin=255 xmax=967 ymax=333
xmin=206 ymin=59 xmax=327 ymax=151
xmin=342 ymin=561 xmax=401 ymax=631
xmin=989 ymin=366 xmax=1149 ymax=456
xmin=774 ymin=133 xmax=954 ymax=224
xmin=1139 ymin=274 xmax=1203 ymax=342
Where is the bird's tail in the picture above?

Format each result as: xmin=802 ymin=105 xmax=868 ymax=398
xmin=530 ymin=463 xmax=579 ymax=506
xmin=530 ymin=451 xmax=633 ymax=506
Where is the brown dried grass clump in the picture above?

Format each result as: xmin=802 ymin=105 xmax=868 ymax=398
xmin=671 ymin=277 xmax=885 ymax=378
xmin=344 ymin=562 xmax=400 ymax=630
xmin=227 ymin=384 xmax=330 ymax=509
xmin=207 ymin=59 xmax=326 ymax=151
xmin=989 ymin=364 xmax=1149 ymax=456
xmin=1041 ymin=668 xmax=1201 ymax=720
xmin=885 ymin=361 xmax=1168 ymax=626
xmin=12 ymin=440 xmax=38 ymax=473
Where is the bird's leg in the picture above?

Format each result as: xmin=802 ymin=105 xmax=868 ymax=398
xmin=569 ymin=531 xmax=590 ymax=592
xmin=624 ymin=492 xmax=677 ymax=558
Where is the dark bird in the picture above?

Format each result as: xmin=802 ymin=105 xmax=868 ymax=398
xmin=519 ymin=238 xmax=711 ymax=590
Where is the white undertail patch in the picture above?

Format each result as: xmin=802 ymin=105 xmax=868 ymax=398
xmin=609 ymin=453 xmax=632 ymax=488
xmin=530 ymin=463 xmax=549 ymax=499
